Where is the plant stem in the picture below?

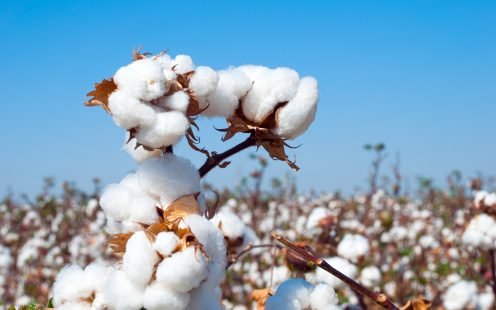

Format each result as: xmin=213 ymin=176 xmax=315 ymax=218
xmin=271 ymin=232 xmax=399 ymax=310
xmin=226 ymin=243 xmax=276 ymax=268
xmin=199 ymin=135 xmax=256 ymax=178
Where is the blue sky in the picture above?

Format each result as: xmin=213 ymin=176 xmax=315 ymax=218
xmin=0 ymin=0 xmax=495 ymax=197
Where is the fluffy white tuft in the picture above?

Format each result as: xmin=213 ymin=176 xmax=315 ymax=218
xmin=153 ymin=232 xmax=180 ymax=257
xmin=135 ymin=111 xmax=190 ymax=148
xmin=122 ymin=231 xmax=159 ymax=288
xmin=172 ymin=55 xmax=195 ymax=74
xmin=143 ymin=281 xmax=190 ymax=310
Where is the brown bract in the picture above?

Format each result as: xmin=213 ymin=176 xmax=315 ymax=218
xmin=218 ymin=104 xmax=300 ymax=171
xmin=252 ymin=288 xmax=274 ymax=310
xmin=84 ymin=79 xmax=117 ymax=113
xmin=400 ymin=296 xmax=431 ymax=310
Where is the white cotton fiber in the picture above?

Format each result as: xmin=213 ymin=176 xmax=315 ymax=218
xmin=337 ymin=234 xmax=370 ymax=262
xmin=359 ymin=266 xmax=382 ymax=287
xmin=316 ymin=257 xmax=358 ymax=289
xmin=104 ymin=270 xmax=145 ymax=310
xmin=128 ymin=195 xmax=158 ymax=224
xmin=123 ymin=136 xmax=162 ymax=162
xmin=443 ymin=280 xmax=478 ymax=310
xmin=114 ymin=58 xmax=167 ymax=101
xmin=172 ymin=55 xmax=195 ymax=74
xmin=108 ymin=91 xmax=157 ymax=129
xmin=202 ymin=68 xmax=252 ymax=117
xmin=211 ymin=209 xmax=245 ymax=240
xmin=158 ymin=91 xmax=190 ymax=114
xmin=123 ymin=231 xmax=159 ymax=288
xmin=135 ymin=111 xmax=190 ymax=148
xmin=239 ymin=65 xmax=300 ymax=124
xmin=155 ymin=53 xmax=173 ymax=70
xmin=56 ymin=302 xmax=92 ymax=310
xmin=156 ymin=246 xmax=208 ymax=293
xmin=310 ymin=283 xmax=339 ymax=310
xmin=143 ymin=281 xmax=190 ymax=310
xmin=189 ymin=66 xmax=219 ymax=97
xmin=273 ymin=76 xmax=319 ymax=139
xmin=137 ymin=155 xmax=201 ymax=208
xmin=188 ymin=283 xmax=224 ymax=310
xmin=99 ymin=173 xmax=145 ymax=222
xmin=266 ymin=278 xmax=313 ymax=310
xmin=153 ymin=231 xmax=180 ymax=257
xmin=183 ymin=215 xmax=227 ymax=287
xmin=462 ymin=214 xmax=496 ymax=250
xmin=53 ymin=265 xmax=91 ymax=306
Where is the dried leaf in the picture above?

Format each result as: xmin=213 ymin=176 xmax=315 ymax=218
xmin=252 ymin=288 xmax=274 ymax=310
xmin=260 ymin=139 xmax=299 ymax=171
xmin=218 ymin=161 xmax=231 ymax=168
xmin=400 ymin=296 xmax=431 ymax=310
xmin=163 ymin=194 xmax=201 ymax=224
xmin=84 ymin=79 xmax=117 ymax=112
xmin=107 ymin=232 xmax=133 ymax=256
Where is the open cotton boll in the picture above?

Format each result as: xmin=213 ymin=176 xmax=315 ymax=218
xmin=189 ymin=66 xmax=219 ymax=97
xmin=155 ymin=53 xmax=173 ymax=70
xmin=123 ymin=231 xmax=159 ymax=288
xmin=273 ymin=76 xmax=319 ymax=139
xmin=310 ymin=283 xmax=339 ymax=310
xmin=266 ymin=278 xmax=313 ymax=310
xmin=211 ymin=209 xmax=245 ymax=240
xmin=157 ymin=91 xmax=190 ymax=114
xmin=123 ymin=136 xmax=162 ymax=162
xmin=135 ymin=111 xmax=190 ymax=148
xmin=337 ymin=234 xmax=370 ymax=262
xmin=53 ymin=265 xmax=91 ymax=306
xmin=183 ymin=215 xmax=227 ymax=287
xmin=202 ymin=68 xmax=252 ymax=117
xmin=156 ymin=246 xmax=208 ymax=293
xmin=359 ymin=266 xmax=382 ymax=287
xmin=172 ymin=54 xmax=195 ymax=74
xmin=153 ymin=231 xmax=180 ymax=257
xmin=316 ymin=257 xmax=357 ymax=289
xmin=114 ymin=58 xmax=167 ymax=101
xmin=143 ymin=281 xmax=190 ymax=310
xmin=442 ymin=281 xmax=478 ymax=310
xmin=128 ymin=195 xmax=159 ymax=224
xmin=239 ymin=65 xmax=299 ymax=124
xmin=462 ymin=214 xmax=496 ymax=250
xmin=84 ymin=262 xmax=113 ymax=293
xmin=108 ymin=91 xmax=156 ymax=129
xmin=104 ymin=270 xmax=145 ymax=310
xmin=137 ymin=155 xmax=201 ymax=208
xmin=99 ymin=173 xmax=145 ymax=222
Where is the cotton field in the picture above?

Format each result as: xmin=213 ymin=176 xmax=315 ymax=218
xmin=1 ymin=50 xmax=495 ymax=310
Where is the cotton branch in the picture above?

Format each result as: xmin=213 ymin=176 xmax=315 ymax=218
xmin=226 ymin=243 xmax=277 ymax=268
xmin=271 ymin=232 xmax=400 ymax=310
xmin=199 ymin=134 xmax=256 ymax=178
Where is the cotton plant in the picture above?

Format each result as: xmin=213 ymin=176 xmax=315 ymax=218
xmin=51 ymin=49 xmax=320 ymax=309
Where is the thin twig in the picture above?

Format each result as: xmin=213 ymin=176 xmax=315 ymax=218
xmin=271 ymin=232 xmax=399 ymax=310
xmin=198 ymin=135 xmax=257 ymax=178
xmin=226 ymin=243 xmax=276 ymax=268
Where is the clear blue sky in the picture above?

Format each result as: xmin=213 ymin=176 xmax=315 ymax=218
xmin=1 ymin=0 xmax=495 ymax=197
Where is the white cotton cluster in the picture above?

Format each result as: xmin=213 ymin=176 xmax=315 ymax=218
xmin=109 ymin=54 xmax=194 ymax=150
xmin=462 ymin=214 xmax=496 ymax=250
xmin=100 ymin=154 xmax=201 ymax=230
xmin=53 ymin=262 xmax=114 ymax=309
xmin=265 ymin=278 xmax=340 ymax=310
xmin=211 ymin=209 xmax=259 ymax=248
xmin=315 ymin=257 xmax=358 ymax=289
xmin=359 ymin=266 xmax=382 ymax=288
xmin=123 ymin=134 xmax=162 ymax=162
xmin=305 ymin=207 xmax=333 ymax=236
xmin=442 ymin=281 xmax=478 ymax=310
xmin=474 ymin=191 xmax=496 ymax=207
xmin=337 ymin=234 xmax=370 ymax=262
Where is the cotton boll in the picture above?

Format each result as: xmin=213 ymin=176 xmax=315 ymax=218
xmin=122 ymin=231 xmax=159 ymax=288
xmin=84 ymin=262 xmax=113 ymax=293
xmin=462 ymin=214 xmax=496 ymax=250
xmin=443 ymin=281 xmax=478 ymax=310
xmin=123 ymin=136 xmax=162 ymax=162
xmin=172 ymin=55 xmax=195 ymax=74
xmin=310 ymin=283 xmax=339 ymax=310
xmin=188 ymin=283 xmax=224 ymax=310
xmin=359 ymin=266 xmax=382 ymax=287
xmin=108 ymin=91 xmax=156 ymax=129
xmin=157 ymin=91 xmax=190 ymax=114
xmin=211 ymin=209 xmax=245 ymax=240
xmin=266 ymin=278 xmax=313 ymax=310
xmin=143 ymin=281 xmax=190 ymax=310
xmin=114 ymin=58 xmax=167 ymax=101
xmin=137 ymin=155 xmax=201 ymax=208
xmin=477 ymin=287 xmax=495 ymax=310
xmin=239 ymin=65 xmax=299 ymax=124
xmin=202 ymin=68 xmax=252 ymax=117
xmin=156 ymin=246 xmax=208 ymax=293
xmin=135 ymin=111 xmax=190 ymax=148
xmin=337 ymin=234 xmax=370 ymax=262
xmin=189 ymin=66 xmax=219 ymax=97
xmin=273 ymin=76 xmax=319 ymax=139
xmin=316 ymin=257 xmax=357 ymax=289
xmin=53 ymin=265 xmax=91 ymax=306
xmin=128 ymin=195 xmax=159 ymax=224
xmin=153 ymin=232 xmax=180 ymax=257
xmin=155 ymin=53 xmax=173 ymax=70
xmin=183 ymin=215 xmax=227 ymax=287
xmin=104 ymin=270 xmax=145 ymax=310
xmin=99 ymin=173 xmax=143 ymax=222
